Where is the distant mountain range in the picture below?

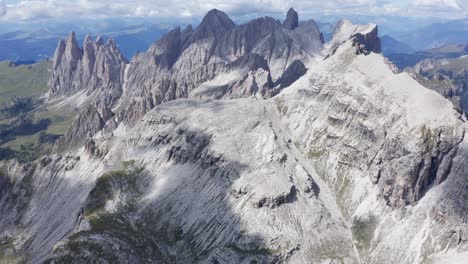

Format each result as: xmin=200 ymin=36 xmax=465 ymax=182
xmin=386 ymin=43 xmax=468 ymax=69
xmin=380 ymin=35 xmax=414 ymax=55
xmin=0 ymin=24 xmax=171 ymax=62
xmin=1 ymin=16 xmax=467 ymax=64
xmin=396 ymin=18 xmax=468 ymax=51
xmin=1 ymin=8 xmax=467 ymax=264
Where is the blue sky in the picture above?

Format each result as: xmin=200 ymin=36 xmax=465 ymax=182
xmin=0 ymin=0 xmax=467 ymax=21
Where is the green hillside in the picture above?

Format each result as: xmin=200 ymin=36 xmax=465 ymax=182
xmin=0 ymin=60 xmax=78 ymax=161
xmin=0 ymin=60 xmax=51 ymax=103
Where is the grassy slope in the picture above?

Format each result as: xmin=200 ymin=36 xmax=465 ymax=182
xmin=1 ymin=105 xmax=79 ymax=151
xmin=0 ymin=60 xmax=51 ymax=103
xmin=0 ymin=60 xmax=78 ymax=153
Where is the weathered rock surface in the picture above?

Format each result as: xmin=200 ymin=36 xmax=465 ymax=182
xmin=406 ymin=55 xmax=468 ymax=115
xmin=114 ymin=8 xmax=323 ymax=124
xmin=0 ymin=8 xmax=466 ymax=264
xmin=48 ymin=33 xmax=128 ymax=147
xmin=49 ymin=33 xmax=127 ymax=99
xmin=329 ymin=20 xmax=381 ymax=55
xmin=283 ymin=8 xmax=299 ymax=30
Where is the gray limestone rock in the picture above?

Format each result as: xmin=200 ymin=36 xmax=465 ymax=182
xmin=283 ymin=8 xmax=299 ymax=30
xmin=4 ymin=9 xmax=464 ymax=264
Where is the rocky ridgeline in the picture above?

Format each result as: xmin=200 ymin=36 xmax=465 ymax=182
xmin=328 ymin=19 xmax=381 ymax=56
xmin=3 ymin=8 xmax=466 ymax=264
xmin=115 ymin=8 xmax=325 ymax=124
xmin=48 ymin=8 xmax=325 ymax=132
xmin=48 ymin=32 xmax=128 ymax=147
xmin=49 ymin=32 xmax=127 ymax=98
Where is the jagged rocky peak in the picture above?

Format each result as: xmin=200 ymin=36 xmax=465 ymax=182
xmin=330 ymin=19 xmax=381 ymax=54
xmin=64 ymin=31 xmax=82 ymax=64
xmin=115 ymin=8 xmax=325 ymax=124
xmin=192 ymin=8 xmax=236 ymax=40
xmin=52 ymin=39 xmax=66 ymax=70
xmin=95 ymin=35 xmax=104 ymax=46
xmin=48 ymin=32 xmax=128 ymax=96
xmin=283 ymin=8 xmax=299 ymax=29
xmin=2 ymin=8 xmax=468 ymax=264
xmin=82 ymin=35 xmax=96 ymax=79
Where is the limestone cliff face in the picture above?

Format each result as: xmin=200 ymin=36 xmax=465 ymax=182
xmin=48 ymin=8 xmax=323 ymax=143
xmin=48 ymin=33 xmax=128 ymax=148
xmin=329 ymin=20 xmax=381 ymax=55
xmin=282 ymin=8 xmax=299 ymax=30
xmin=48 ymin=33 xmax=127 ymax=98
xmin=116 ymin=8 xmax=323 ymax=124
xmin=2 ymin=8 xmax=466 ymax=264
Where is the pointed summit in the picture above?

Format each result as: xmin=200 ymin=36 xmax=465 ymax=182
xmin=63 ymin=31 xmax=82 ymax=67
xmin=67 ymin=31 xmax=77 ymax=42
xmin=95 ymin=36 xmax=104 ymax=46
xmin=201 ymin=9 xmax=235 ymax=30
xmin=83 ymin=34 xmax=92 ymax=44
xmin=330 ymin=20 xmax=381 ymax=54
xmin=107 ymin=38 xmax=117 ymax=49
xmin=193 ymin=9 xmax=235 ymax=40
xmin=283 ymin=8 xmax=299 ymax=30
xmin=52 ymin=39 xmax=66 ymax=70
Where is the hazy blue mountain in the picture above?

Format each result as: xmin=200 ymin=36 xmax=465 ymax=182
xmin=387 ymin=43 xmax=468 ymax=69
xmin=380 ymin=35 xmax=414 ymax=55
xmin=91 ymin=24 xmax=171 ymax=58
xmin=315 ymin=15 xmax=447 ymax=36
xmin=0 ymin=23 xmax=171 ymax=62
xmin=397 ymin=18 xmax=468 ymax=51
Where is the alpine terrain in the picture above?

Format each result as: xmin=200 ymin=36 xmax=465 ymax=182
xmin=0 ymin=8 xmax=467 ymax=264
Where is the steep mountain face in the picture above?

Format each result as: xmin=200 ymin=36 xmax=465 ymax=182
xmin=115 ymin=8 xmax=324 ymax=124
xmin=48 ymin=8 xmax=324 ymax=139
xmin=1 ymin=9 xmax=467 ymax=264
xmin=329 ymin=20 xmax=381 ymax=55
xmin=48 ymin=32 xmax=128 ymax=147
xmin=406 ymin=55 xmax=468 ymax=115
xmin=49 ymin=32 xmax=128 ymax=99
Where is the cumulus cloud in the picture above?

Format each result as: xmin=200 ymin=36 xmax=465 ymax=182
xmin=0 ymin=0 xmax=466 ymax=21
xmin=0 ymin=1 xmax=6 ymax=17
xmin=410 ymin=0 xmax=468 ymax=16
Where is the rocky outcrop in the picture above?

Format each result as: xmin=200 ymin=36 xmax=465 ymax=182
xmin=46 ymin=9 xmax=324 ymax=145
xmin=282 ymin=8 xmax=299 ymax=30
xmin=55 ymin=105 xmax=110 ymax=150
xmin=329 ymin=20 xmax=381 ymax=55
xmin=189 ymin=8 xmax=236 ymax=41
xmin=48 ymin=32 xmax=128 ymax=148
xmin=48 ymin=32 xmax=128 ymax=103
xmin=4 ymin=8 xmax=466 ymax=264
xmin=115 ymin=8 xmax=323 ymax=124
xmin=273 ymin=60 xmax=307 ymax=90
xmin=352 ymin=27 xmax=381 ymax=54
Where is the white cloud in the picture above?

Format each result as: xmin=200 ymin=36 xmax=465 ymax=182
xmin=0 ymin=0 xmax=466 ymax=21
xmin=410 ymin=0 xmax=468 ymax=16
xmin=414 ymin=0 xmax=462 ymax=10
xmin=0 ymin=1 xmax=6 ymax=16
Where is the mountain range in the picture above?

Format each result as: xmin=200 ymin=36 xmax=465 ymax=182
xmin=0 ymin=8 xmax=467 ymax=264
xmin=0 ymin=24 xmax=170 ymax=62
xmin=387 ymin=43 xmax=468 ymax=69
xmin=1 ymin=15 xmax=467 ymax=64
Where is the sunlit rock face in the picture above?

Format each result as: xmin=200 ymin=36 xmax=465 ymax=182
xmin=1 ymin=8 xmax=467 ymax=264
